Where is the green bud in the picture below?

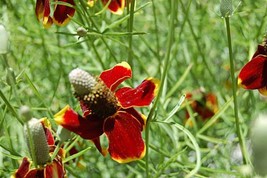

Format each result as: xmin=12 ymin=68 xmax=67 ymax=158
xmin=250 ymin=114 xmax=267 ymax=176
xmin=76 ymin=27 xmax=87 ymax=38
xmin=0 ymin=24 xmax=9 ymax=54
xmin=220 ymin=0 xmax=233 ymax=17
xmin=19 ymin=105 xmax=32 ymax=123
xmin=57 ymin=126 xmax=72 ymax=142
xmin=24 ymin=118 xmax=50 ymax=165
xmin=6 ymin=67 xmax=16 ymax=86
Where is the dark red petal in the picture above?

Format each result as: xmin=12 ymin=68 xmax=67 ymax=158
xmin=252 ymin=45 xmax=267 ymax=58
xmin=14 ymin=157 xmax=30 ymax=178
xmin=40 ymin=119 xmax=55 ymax=145
xmin=101 ymin=0 xmax=125 ymax=15
xmin=115 ymin=78 xmax=159 ymax=108
xmin=100 ymin=62 xmax=132 ymax=91
xmin=53 ymin=0 xmax=75 ymax=26
xmin=238 ymin=55 xmax=267 ymax=89
xmin=25 ymin=169 xmax=44 ymax=178
xmin=91 ymin=137 xmax=108 ymax=156
xmin=35 ymin=0 xmax=50 ymax=23
xmin=103 ymin=111 xmax=145 ymax=163
xmin=120 ymin=108 xmax=146 ymax=130
xmin=54 ymin=105 xmax=104 ymax=140
xmin=44 ymin=160 xmax=65 ymax=178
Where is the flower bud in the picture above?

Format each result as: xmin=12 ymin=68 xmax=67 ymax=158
xmin=220 ymin=0 xmax=233 ymax=17
xmin=24 ymin=118 xmax=50 ymax=165
xmin=0 ymin=24 xmax=9 ymax=54
xmin=76 ymin=27 xmax=87 ymax=38
xmin=69 ymin=68 xmax=97 ymax=96
xmin=250 ymin=114 xmax=267 ymax=176
xmin=57 ymin=126 xmax=72 ymax=142
xmin=19 ymin=106 xmax=32 ymax=123
xmin=6 ymin=67 xmax=16 ymax=86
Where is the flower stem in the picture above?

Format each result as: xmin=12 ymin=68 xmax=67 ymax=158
xmin=224 ymin=17 xmax=249 ymax=164
xmin=127 ymin=0 xmax=135 ymax=68
xmin=145 ymin=0 xmax=176 ymax=177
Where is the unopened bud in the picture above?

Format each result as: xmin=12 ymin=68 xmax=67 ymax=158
xmin=250 ymin=114 xmax=267 ymax=176
xmin=0 ymin=24 xmax=9 ymax=54
xmin=24 ymin=118 xmax=50 ymax=165
xmin=76 ymin=27 xmax=87 ymax=38
xmin=19 ymin=106 xmax=32 ymax=123
xmin=220 ymin=0 xmax=233 ymax=17
xmin=69 ymin=68 xmax=97 ymax=96
xmin=6 ymin=67 xmax=16 ymax=86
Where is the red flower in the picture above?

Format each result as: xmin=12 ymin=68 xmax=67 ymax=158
xmin=35 ymin=0 xmax=75 ymax=28
xmin=238 ymin=44 xmax=267 ymax=96
xmin=185 ymin=89 xmax=218 ymax=125
xmin=101 ymin=0 xmax=125 ymax=15
xmin=13 ymin=119 xmax=65 ymax=178
xmin=54 ymin=62 xmax=159 ymax=163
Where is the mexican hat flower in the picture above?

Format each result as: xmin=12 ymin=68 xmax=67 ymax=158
xmin=185 ymin=88 xmax=218 ymax=126
xmin=54 ymin=62 xmax=159 ymax=163
xmin=238 ymin=40 xmax=267 ymax=96
xmin=13 ymin=118 xmax=65 ymax=178
xmin=35 ymin=0 xmax=75 ymax=28
xmin=101 ymin=0 xmax=126 ymax=15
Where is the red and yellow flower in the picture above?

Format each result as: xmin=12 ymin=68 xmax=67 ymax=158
xmin=35 ymin=0 xmax=75 ymax=28
xmin=238 ymin=41 xmax=267 ymax=96
xmin=54 ymin=62 xmax=159 ymax=163
xmin=13 ymin=118 xmax=65 ymax=178
xmin=101 ymin=0 xmax=125 ymax=15
xmin=185 ymin=89 xmax=218 ymax=125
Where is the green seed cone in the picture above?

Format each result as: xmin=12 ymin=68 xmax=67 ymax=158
xmin=24 ymin=118 xmax=50 ymax=165
xmin=220 ymin=0 xmax=233 ymax=17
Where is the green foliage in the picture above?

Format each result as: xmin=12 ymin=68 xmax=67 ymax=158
xmin=1 ymin=0 xmax=267 ymax=177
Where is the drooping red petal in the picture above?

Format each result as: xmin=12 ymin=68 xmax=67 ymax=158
xmin=44 ymin=160 xmax=65 ymax=178
xmin=14 ymin=157 xmax=30 ymax=178
xmin=100 ymin=61 xmax=132 ymax=91
xmin=252 ymin=45 xmax=266 ymax=58
xmin=25 ymin=169 xmax=44 ymax=178
xmin=103 ymin=111 xmax=145 ymax=163
xmin=91 ymin=137 xmax=108 ymax=156
xmin=35 ymin=0 xmax=50 ymax=23
xmin=101 ymin=0 xmax=125 ymax=15
xmin=115 ymin=78 xmax=160 ymax=108
xmin=120 ymin=107 xmax=146 ymax=130
xmin=54 ymin=105 xmax=104 ymax=140
xmin=40 ymin=118 xmax=55 ymax=145
xmin=53 ymin=0 xmax=75 ymax=26
xmin=238 ymin=55 xmax=267 ymax=89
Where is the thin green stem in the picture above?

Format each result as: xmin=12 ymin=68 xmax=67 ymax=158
xmin=127 ymin=0 xmax=135 ymax=68
xmin=224 ymin=17 xmax=249 ymax=165
xmin=145 ymin=1 xmax=177 ymax=177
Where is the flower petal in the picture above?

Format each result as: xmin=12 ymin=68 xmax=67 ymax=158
xmin=120 ymin=108 xmax=146 ymax=130
xmin=35 ymin=0 xmax=50 ymax=23
xmin=252 ymin=45 xmax=266 ymax=58
xmin=54 ymin=105 xmax=104 ymax=140
xmin=104 ymin=111 xmax=145 ymax=163
xmin=238 ymin=55 xmax=267 ymax=89
xmin=14 ymin=157 xmax=30 ymax=178
xmin=44 ymin=160 xmax=65 ymax=178
xmin=40 ymin=118 xmax=55 ymax=145
xmin=53 ymin=0 xmax=75 ymax=26
xmin=101 ymin=0 xmax=125 ymax=15
xmin=100 ymin=61 xmax=132 ymax=91
xmin=92 ymin=137 xmax=108 ymax=156
xmin=116 ymin=78 xmax=160 ymax=108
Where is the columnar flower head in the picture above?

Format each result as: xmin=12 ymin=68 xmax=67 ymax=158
xmin=54 ymin=62 xmax=159 ymax=163
xmin=13 ymin=118 xmax=65 ymax=178
xmin=35 ymin=0 xmax=75 ymax=28
xmin=238 ymin=37 xmax=267 ymax=96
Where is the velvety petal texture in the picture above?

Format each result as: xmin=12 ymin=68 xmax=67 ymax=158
xmin=35 ymin=0 xmax=52 ymax=26
xmin=104 ymin=111 xmax=146 ymax=163
xmin=101 ymin=0 xmax=125 ymax=15
xmin=54 ymin=105 xmax=104 ymax=140
xmin=116 ymin=78 xmax=160 ymax=108
xmin=238 ymin=55 xmax=267 ymax=89
xmin=53 ymin=0 xmax=75 ymax=26
xmin=100 ymin=61 xmax=132 ymax=91
xmin=13 ymin=157 xmax=30 ymax=178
